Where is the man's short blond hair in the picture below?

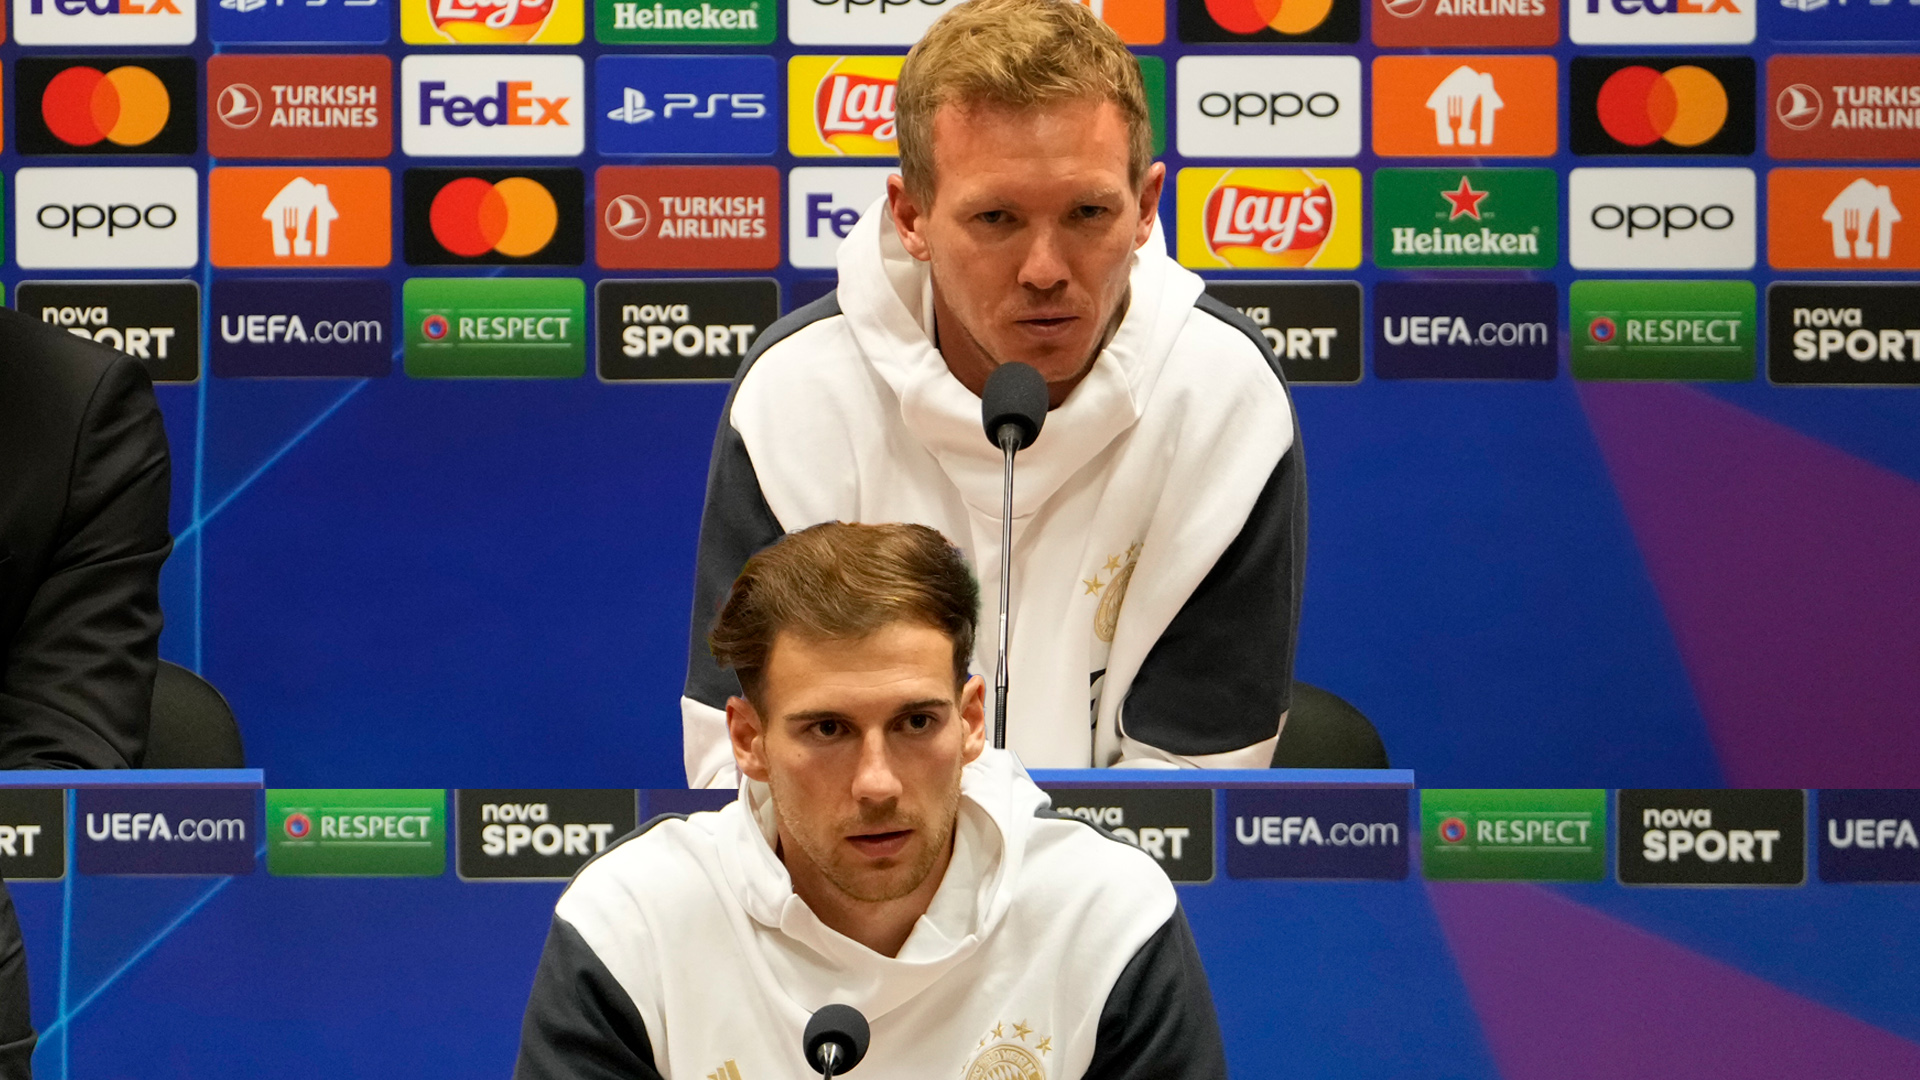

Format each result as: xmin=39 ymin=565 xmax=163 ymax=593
xmin=896 ymin=0 xmax=1152 ymax=203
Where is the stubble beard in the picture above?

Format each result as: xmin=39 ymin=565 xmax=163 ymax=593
xmin=770 ymin=766 xmax=964 ymax=905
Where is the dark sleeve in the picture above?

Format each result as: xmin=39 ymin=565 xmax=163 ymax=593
xmin=682 ymin=293 xmax=842 ymax=712
xmin=514 ymin=917 xmax=664 ymax=1080
xmin=1082 ymin=908 xmax=1227 ymax=1080
xmin=0 ymin=880 xmax=33 ymax=1080
xmin=1119 ymin=295 xmax=1305 ymax=757
xmin=0 ymin=355 xmax=171 ymax=770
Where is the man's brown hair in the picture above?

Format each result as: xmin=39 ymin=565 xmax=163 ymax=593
xmin=709 ymin=522 xmax=980 ymax=703
xmin=895 ymin=0 xmax=1153 ymax=203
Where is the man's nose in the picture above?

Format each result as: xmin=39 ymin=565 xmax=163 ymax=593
xmin=1017 ymin=226 xmax=1070 ymax=293
xmin=850 ymin=728 xmax=904 ymax=804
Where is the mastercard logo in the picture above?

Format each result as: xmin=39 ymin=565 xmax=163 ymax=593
xmin=1204 ymin=0 xmax=1334 ymax=35
xmin=429 ymin=176 xmax=559 ymax=258
xmin=1596 ymin=65 xmax=1728 ymax=149
xmin=42 ymin=66 xmax=172 ymax=148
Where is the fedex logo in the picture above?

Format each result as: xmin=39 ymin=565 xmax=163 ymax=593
xmin=16 ymin=0 xmax=198 ymax=43
xmin=788 ymin=166 xmax=892 ymax=267
xmin=402 ymin=55 xmax=584 ymax=157
xmin=1571 ymin=0 xmax=1751 ymax=42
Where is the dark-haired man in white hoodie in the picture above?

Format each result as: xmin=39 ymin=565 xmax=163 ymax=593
xmin=518 ymin=522 xmax=1226 ymax=1080
xmin=681 ymin=0 xmax=1303 ymax=787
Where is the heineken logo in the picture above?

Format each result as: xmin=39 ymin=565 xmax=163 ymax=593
xmin=1373 ymin=168 xmax=1557 ymax=269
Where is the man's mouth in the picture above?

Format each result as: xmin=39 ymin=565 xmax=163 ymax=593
xmin=845 ymin=829 xmax=912 ymax=859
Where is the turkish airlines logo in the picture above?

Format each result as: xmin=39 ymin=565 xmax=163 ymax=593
xmin=1373 ymin=56 xmax=1558 ymax=157
xmin=1371 ymin=0 xmax=1556 ymax=49
xmin=789 ymin=56 xmax=902 ymax=157
xmin=210 ymin=166 xmax=392 ymax=268
xmin=1766 ymin=56 xmax=1920 ymax=162
xmin=402 ymin=55 xmax=584 ymax=157
xmin=595 ymin=165 xmax=781 ymax=270
xmin=605 ymin=195 xmax=650 ymax=239
xmin=1776 ymin=83 xmax=1822 ymax=130
xmin=218 ymin=84 xmax=263 ymax=128
xmin=16 ymin=58 xmax=198 ymax=156
xmin=207 ymin=55 xmax=393 ymax=160
xmin=1175 ymin=167 xmax=1363 ymax=269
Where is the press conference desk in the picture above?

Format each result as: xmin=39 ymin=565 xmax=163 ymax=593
xmin=9 ymin=769 xmax=1920 ymax=1079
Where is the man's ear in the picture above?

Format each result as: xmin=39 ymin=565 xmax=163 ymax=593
xmin=959 ymin=675 xmax=987 ymax=764
xmin=1133 ymin=161 xmax=1167 ymax=250
xmin=887 ymin=174 xmax=933 ymax=263
xmin=728 ymin=696 xmax=772 ymax=783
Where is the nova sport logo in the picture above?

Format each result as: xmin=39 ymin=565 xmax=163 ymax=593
xmin=403 ymin=55 xmax=584 ymax=157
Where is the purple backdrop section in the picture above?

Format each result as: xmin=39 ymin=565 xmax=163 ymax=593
xmin=75 ymin=789 xmax=260 ymax=876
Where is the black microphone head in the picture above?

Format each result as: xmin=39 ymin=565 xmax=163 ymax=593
xmin=980 ymin=362 xmax=1049 ymax=452
xmin=804 ymin=1004 xmax=871 ymax=1075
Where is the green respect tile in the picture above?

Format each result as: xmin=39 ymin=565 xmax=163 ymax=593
xmin=404 ymin=278 xmax=586 ymax=379
xmin=1571 ymin=280 xmax=1757 ymax=382
xmin=267 ymin=790 xmax=447 ymax=877
xmin=1373 ymin=169 xmax=1556 ymax=270
xmin=1421 ymin=789 xmax=1607 ymax=882
xmin=1140 ymin=56 xmax=1166 ymax=158
xmin=595 ymin=0 xmax=775 ymax=44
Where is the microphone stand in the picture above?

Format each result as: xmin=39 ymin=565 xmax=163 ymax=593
xmin=994 ymin=425 xmax=1019 ymax=750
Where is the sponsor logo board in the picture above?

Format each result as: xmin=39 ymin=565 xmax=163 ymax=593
xmin=1568 ymin=167 xmax=1756 ymax=270
xmin=267 ymin=789 xmax=446 ymax=876
xmin=402 ymin=54 xmax=584 ymax=158
xmin=76 ymin=789 xmax=257 ymax=875
xmin=1767 ymin=0 xmax=1920 ymax=44
xmin=1768 ymin=283 xmax=1920 ymax=386
xmin=644 ymin=789 xmax=736 ymax=816
xmin=1178 ymin=0 xmax=1360 ymax=43
xmin=211 ymin=278 xmax=392 ymax=378
xmin=1203 ymin=281 xmax=1362 ymax=384
xmin=211 ymin=166 xmax=392 ymax=269
xmin=1040 ymin=787 xmax=1215 ymax=883
xmin=1818 ymin=790 xmax=1920 ymax=883
xmin=1617 ymin=789 xmax=1804 ymax=886
xmin=1374 ymin=281 xmax=1558 ymax=380
xmin=1175 ymin=167 xmax=1363 ymax=270
xmin=789 ymin=0 xmax=956 ymax=46
xmin=1372 ymin=56 xmax=1558 ymax=158
xmin=0 ymin=790 xmax=66 ymax=882
xmin=596 ymin=165 xmax=780 ymax=270
xmin=1769 ymin=169 xmax=1920 ymax=271
xmin=1570 ymin=279 xmax=1756 ymax=381
xmin=403 ymin=276 xmax=586 ymax=378
xmin=1420 ymin=789 xmax=1606 ymax=881
xmin=789 ymin=56 xmax=901 ymax=158
xmin=404 ymin=167 xmax=583 ymax=266
xmin=455 ymin=789 xmax=637 ymax=880
xmin=1372 ymin=0 xmax=1559 ymax=47
xmin=597 ymin=278 xmax=778 ymax=381
xmin=207 ymin=54 xmax=392 ymax=159
xmin=595 ymin=0 xmax=771 ymax=43
xmin=1226 ymin=788 xmax=1409 ymax=880
xmin=18 ymin=280 xmax=201 ymax=383
xmin=1372 ymin=168 xmax=1556 ymax=269
xmin=1140 ymin=56 xmax=1167 ymax=157
xmin=210 ymin=0 xmax=389 ymax=45
xmin=14 ymin=0 xmax=197 ymax=46
xmin=1571 ymin=0 xmax=1753 ymax=45
xmin=14 ymin=57 xmax=197 ymax=156
xmin=1769 ymin=56 xmax=1920 ymax=162
xmin=1571 ymin=56 xmax=1755 ymax=156
xmin=402 ymin=0 xmax=581 ymax=43
xmin=15 ymin=167 xmax=199 ymax=270
xmin=596 ymin=55 xmax=776 ymax=157
xmin=1081 ymin=0 xmax=1164 ymax=43
xmin=788 ymin=165 xmax=892 ymax=269
xmin=1176 ymin=55 xmax=1360 ymax=160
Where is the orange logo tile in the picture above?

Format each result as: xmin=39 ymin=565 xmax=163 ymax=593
xmin=1769 ymin=168 xmax=1920 ymax=271
xmin=210 ymin=166 xmax=392 ymax=269
xmin=1372 ymin=55 xmax=1559 ymax=158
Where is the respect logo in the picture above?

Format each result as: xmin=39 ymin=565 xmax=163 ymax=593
xmin=1372 ymin=55 xmax=1559 ymax=158
xmin=15 ymin=0 xmax=198 ymax=46
xmin=15 ymin=57 xmax=198 ymax=156
xmin=1570 ymin=0 xmax=1752 ymax=46
xmin=789 ymin=56 xmax=901 ymax=158
xmin=267 ymin=789 xmax=447 ymax=877
xmin=1570 ymin=279 xmax=1756 ymax=381
xmin=1178 ymin=0 xmax=1359 ymax=42
xmin=404 ymin=167 xmax=584 ymax=266
xmin=1571 ymin=56 xmax=1754 ymax=156
xmin=1420 ymin=790 xmax=1606 ymax=881
xmin=210 ymin=166 xmax=392 ymax=269
xmin=402 ymin=54 xmax=584 ymax=158
xmin=1176 ymin=167 xmax=1362 ymax=270
xmin=404 ymin=276 xmax=586 ymax=378
xmin=1768 ymin=169 xmax=1920 ymax=271
xmin=402 ymin=0 xmax=582 ymax=43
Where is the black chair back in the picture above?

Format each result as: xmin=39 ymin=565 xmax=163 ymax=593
xmin=143 ymin=661 xmax=245 ymax=769
xmin=1272 ymin=682 xmax=1390 ymax=769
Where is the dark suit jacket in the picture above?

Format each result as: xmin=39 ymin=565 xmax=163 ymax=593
xmin=0 ymin=305 xmax=172 ymax=770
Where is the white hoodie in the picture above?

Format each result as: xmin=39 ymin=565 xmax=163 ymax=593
xmin=513 ymin=750 xmax=1226 ymax=1080
xmin=681 ymin=198 xmax=1304 ymax=787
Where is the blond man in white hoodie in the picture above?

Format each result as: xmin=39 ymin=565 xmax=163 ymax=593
xmin=519 ymin=523 xmax=1226 ymax=1080
xmin=682 ymin=0 xmax=1304 ymax=788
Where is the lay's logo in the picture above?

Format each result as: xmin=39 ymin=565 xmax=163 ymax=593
xmin=789 ymin=56 xmax=903 ymax=157
xmin=1177 ymin=167 xmax=1363 ymax=269
xmin=402 ymin=0 xmax=584 ymax=44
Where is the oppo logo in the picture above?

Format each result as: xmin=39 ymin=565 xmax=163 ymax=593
xmin=36 ymin=202 xmax=179 ymax=236
xmin=1198 ymin=91 xmax=1341 ymax=125
xmin=809 ymin=0 xmax=943 ymax=8
xmin=1589 ymin=202 xmax=1735 ymax=237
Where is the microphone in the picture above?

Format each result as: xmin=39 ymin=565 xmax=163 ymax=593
xmin=979 ymin=362 xmax=1049 ymax=751
xmin=804 ymin=1004 xmax=871 ymax=1078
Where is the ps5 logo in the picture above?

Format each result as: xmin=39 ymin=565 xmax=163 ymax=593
xmin=606 ymin=88 xmax=766 ymax=124
xmin=219 ymin=0 xmax=379 ymax=9
xmin=1779 ymin=0 xmax=1824 ymax=10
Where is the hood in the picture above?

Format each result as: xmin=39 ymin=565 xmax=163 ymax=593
xmin=833 ymin=196 xmax=1205 ymax=523
xmin=707 ymin=749 xmax=1051 ymax=1021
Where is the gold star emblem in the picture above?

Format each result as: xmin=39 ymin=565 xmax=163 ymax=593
xmin=992 ymin=1023 xmax=1004 ymax=1040
xmin=1104 ymin=555 xmax=1122 ymax=571
xmin=1036 ymin=1037 xmax=1052 ymax=1055
xmin=1013 ymin=1020 xmax=1032 ymax=1042
xmin=1083 ymin=576 xmax=1103 ymax=595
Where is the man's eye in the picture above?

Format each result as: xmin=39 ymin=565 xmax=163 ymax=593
xmin=1075 ymin=205 xmax=1110 ymax=221
xmin=904 ymin=713 xmax=936 ymax=731
xmin=812 ymin=720 xmax=843 ymax=739
xmin=977 ymin=210 xmax=1007 ymax=225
